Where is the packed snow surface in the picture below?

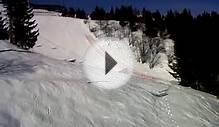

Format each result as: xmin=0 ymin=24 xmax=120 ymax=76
xmin=0 ymin=11 xmax=218 ymax=127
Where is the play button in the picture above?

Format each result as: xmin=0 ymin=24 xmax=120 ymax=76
xmin=83 ymin=38 xmax=134 ymax=89
xmin=105 ymin=52 xmax=117 ymax=75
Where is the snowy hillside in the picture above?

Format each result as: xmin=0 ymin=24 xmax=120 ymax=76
xmin=33 ymin=11 xmax=94 ymax=61
xmin=33 ymin=12 xmax=176 ymax=81
xmin=86 ymin=20 xmax=177 ymax=81
xmin=0 ymin=10 xmax=218 ymax=127
xmin=0 ymin=40 xmax=219 ymax=127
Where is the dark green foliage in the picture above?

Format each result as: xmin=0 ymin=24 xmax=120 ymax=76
xmin=165 ymin=9 xmax=219 ymax=96
xmin=75 ymin=9 xmax=87 ymax=19
xmin=61 ymin=7 xmax=87 ymax=19
xmin=69 ymin=8 xmax=76 ymax=17
xmin=0 ymin=13 xmax=8 ymax=40
xmin=141 ymin=9 xmax=166 ymax=37
xmin=90 ymin=6 xmax=106 ymax=20
xmin=0 ymin=0 xmax=9 ymax=39
xmin=3 ymin=0 xmax=39 ymax=49
xmin=107 ymin=7 xmax=115 ymax=20
xmin=61 ymin=8 xmax=69 ymax=17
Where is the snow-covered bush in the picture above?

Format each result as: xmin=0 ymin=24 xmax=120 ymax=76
xmin=87 ymin=20 xmax=178 ymax=78
xmin=88 ymin=20 xmax=130 ymax=39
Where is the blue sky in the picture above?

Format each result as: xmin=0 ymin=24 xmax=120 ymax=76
xmin=31 ymin=0 xmax=219 ymax=15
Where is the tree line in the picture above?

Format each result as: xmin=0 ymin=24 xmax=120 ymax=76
xmin=166 ymin=10 xmax=219 ymax=96
xmin=63 ymin=6 xmax=219 ymax=95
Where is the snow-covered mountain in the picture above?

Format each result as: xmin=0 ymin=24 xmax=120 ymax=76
xmin=0 ymin=10 xmax=218 ymax=127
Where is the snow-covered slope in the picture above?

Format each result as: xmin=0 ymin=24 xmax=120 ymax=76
xmin=0 ymin=40 xmax=218 ymax=127
xmin=0 ymin=10 xmax=218 ymax=127
xmin=33 ymin=14 xmax=176 ymax=81
xmin=86 ymin=20 xmax=177 ymax=81
xmin=33 ymin=14 xmax=95 ymax=61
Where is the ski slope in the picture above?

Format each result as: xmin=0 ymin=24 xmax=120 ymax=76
xmin=0 ymin=11 xmax=218 ymax=127
xmin=33 ymin=14 xmax=94 ymax=61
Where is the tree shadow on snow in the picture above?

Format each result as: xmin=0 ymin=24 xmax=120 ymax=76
xmin=0 ymin=111 xmax=20 ymax=127
xmin=0 ymin=59 xmax=36 ymax=76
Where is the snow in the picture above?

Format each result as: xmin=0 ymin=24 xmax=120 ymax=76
xmin=0 ymin=10 xmax=218 ymax=127
xmin=0 ymin=40 xmax=218 ymax=127
xmin=87 ymin=20 xmax=177 ymax=81
xmin=33 ymin=15 xmax=95 ymax=61
xmin=32 ymin=13 xmax=177 ymax=81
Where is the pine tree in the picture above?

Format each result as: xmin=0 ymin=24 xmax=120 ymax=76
xmin=69 ymin=8 xmax=75 ymax=17
xmin=4 ymin=0 xmax=39 ymax=49
xmin=75 ymin=9 xmax=86 ymax=19
xmin=90 ymin=6 xmax=106 ymax=20
xmin=61 ymin=7 xmax=69 ymax=17
xmin=108 ymin=7 xmax=115 ymax=20
xmin=0 ymin=14 xmax=8 ymax=40
xmin=0 ymin=0 xmax=8 ymax=40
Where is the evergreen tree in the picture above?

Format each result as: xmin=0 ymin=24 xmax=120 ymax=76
xmin=75 ymin=9 xmax=87 ymax=19
xmin=69 ymin=8 xmax=76 ymax=17
xmin=3 ymin=0 xmax=39 ymax=49
xmin=90 ymin=6 xmax=106 ymax=20
xmin=0 ymin=1 xmax=8 ymax=40
xmin=108 ymin=7 xmax=115 ymax=20
xmin=61 ymin=7 xmax=69 ymax=17
xmin=0 ymin=14 xmax=8 ymax=40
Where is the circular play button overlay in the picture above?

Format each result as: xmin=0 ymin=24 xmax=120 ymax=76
xmin=83 ymin=38 xmax=134 ymax=89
